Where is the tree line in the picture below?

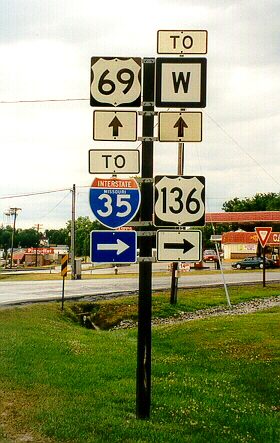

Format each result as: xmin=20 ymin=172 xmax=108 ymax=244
xmin=1 ymin=193 xmax=279 ymax=257
xmin=0 ymin=217 xmax=103 ymax=259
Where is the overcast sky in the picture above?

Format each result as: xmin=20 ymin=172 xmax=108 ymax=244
xmin=0 ymin=0 xmax=279 ymax=230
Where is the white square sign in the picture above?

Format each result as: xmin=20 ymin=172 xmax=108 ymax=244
xmin=156 ymin=58 xmax=207 ymax=108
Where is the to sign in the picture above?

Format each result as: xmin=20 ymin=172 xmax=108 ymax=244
xmin=88 ymin=149 xmax=140 ymax=174
xmin=154 ymin=175 xmax=205 ymax=226
xmin=157 ymin=30 xmax=208 ymax=54
xmin=90 ymin=230 xmax=137 ymax=263
xmin=255 ymin=227 xmax=272 ymax=248
xmin=90 ymin=57 xmax=141 ymax=107
xmin=156 ymin=58 xmax=207 ymax=108
xmin=158 ymin=112 xmax=202 ymax=142
xmin=93 ymin=110 xmax=137 ymax=141
xmin=157 ymin=230 xmax=202 ymax=262
xmin=89 ymin=177 xmax=141 ymax=229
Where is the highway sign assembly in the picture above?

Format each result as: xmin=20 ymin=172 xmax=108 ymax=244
xmin=158 ymin=111 xmax=202 ymax=142
xmin=89 ymin=149 xmax=140 ymax=174
xmin=93 ymin=110 xmax=137 ymax=141
xmin=157 ymin=229 xmax=202 ymax=262
xmin=88 ymin=31 xmax=208 ymax=419
xmin=89 ymin=177 xmax=141 ymax=229
xmin=90 ymin=57 xmax=141 ymax=107
xmin=154 ymin=175 xmax=205 ymax=226
xmin=255 ymin=227 xmax=272 ymax=248
xmin=157 ymin=30 xmax=208 ymax=54
xmin=90 ymin=230 xmax=137 ymax=263
xmin=156 ymin=57 xmax=207 ymax=108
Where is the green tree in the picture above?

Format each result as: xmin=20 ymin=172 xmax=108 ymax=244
xmin=0 ymin=226 xmax=13 ymax=252
xmin=66 ymin=216 xmax=103 ymax=258
xmin=16 ymin=228 xmax=40 ymax=248
xmin=222 ymin=192 xmax=280 ymax=212
xmin=45 ymin=228 xmax=69 ymax=246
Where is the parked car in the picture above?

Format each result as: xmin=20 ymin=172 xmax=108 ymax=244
xmin=203 ymin=249 xmax=219 ymax=262
xmin=232 ymin=256 xmax=276 ymax=270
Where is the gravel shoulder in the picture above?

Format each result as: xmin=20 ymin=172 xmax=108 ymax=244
xmin=114 ymin=296 xmax=280 ymax=330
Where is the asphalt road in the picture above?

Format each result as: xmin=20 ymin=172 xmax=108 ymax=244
xmin=0 ymin=270 xmax=279 ymax=306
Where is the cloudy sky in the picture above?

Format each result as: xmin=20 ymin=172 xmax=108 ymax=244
xmin=0 ymin=0 xmax=279 ymax=230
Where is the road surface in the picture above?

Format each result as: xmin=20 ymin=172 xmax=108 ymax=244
xmin=0 ymin=270 xmax=279 ymax=306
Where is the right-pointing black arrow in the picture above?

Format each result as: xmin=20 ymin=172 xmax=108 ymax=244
xmin=164 ymin=238 xmax=195 ymax=254
xmin=109 ymin=116 xmax=123 ymax=137
xmin=173 ymin=116 xmax=188 ymax=138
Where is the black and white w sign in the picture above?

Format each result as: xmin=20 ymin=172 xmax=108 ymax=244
xmin=156 ymin=58 xmax=207 ymax=108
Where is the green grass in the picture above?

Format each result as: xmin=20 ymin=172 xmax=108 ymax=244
xmin=0 ymin=292 xmax=279 ymax=442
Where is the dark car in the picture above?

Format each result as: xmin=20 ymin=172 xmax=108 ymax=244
xmin=203 ymin=249 xmax=219 ymax=262
xmin=232 ymin=256 xmax=276 ymax=270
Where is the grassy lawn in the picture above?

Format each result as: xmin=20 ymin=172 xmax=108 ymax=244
xmin=0 ymin=286 xmax=279 ymax=442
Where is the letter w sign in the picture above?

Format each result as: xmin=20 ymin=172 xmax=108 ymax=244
xmin=156 ymin=58 xmax=207 ymax=108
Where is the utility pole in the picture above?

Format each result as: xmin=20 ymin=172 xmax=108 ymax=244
xmin=8 ymin=208 xmax=21 ymax=268
xmin=34 ymin=224 xmax=43 ymax=267
xmin=71 ymin=184 xmax=76 ymax=279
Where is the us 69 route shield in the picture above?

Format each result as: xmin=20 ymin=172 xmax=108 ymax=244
xmin=90 ymin=57 xmax=141 ymax=107
xmin=89 ymin=177 xmax=141 ymax=229
xmin=154 ymin=175 xmax=205 ymax=226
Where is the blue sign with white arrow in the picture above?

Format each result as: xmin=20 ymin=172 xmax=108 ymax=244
xmin=89 ymin=177 xmax=141 ymax=229
xmin=90 ymin=230 xmax=137 ymax=263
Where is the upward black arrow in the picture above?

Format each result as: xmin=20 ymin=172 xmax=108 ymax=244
xmin=173 ymin=116 xmax=188 ymax=138
xmin=109 ymin=116 xmax=123 ymax=137
xmin=164 ymin=238 xmax=194 ymax=254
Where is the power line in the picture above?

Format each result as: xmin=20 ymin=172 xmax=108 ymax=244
xmin=0 ymin=188 xmax=71 ymax=200
xmin=0 ymin=98 xmax=89 ymax=104
xmin=205 ymin=111 xmax=280 ymax=187
xmin=40 ymin=191 xmax=71 ymax=220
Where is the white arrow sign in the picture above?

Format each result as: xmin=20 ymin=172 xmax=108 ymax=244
xmin=97 ymin=239 xmax=129 ymax=255
xmin=158 ymin=112 xmax=202 ymax=142
xmin=157 ymin=230 xmax=202 ymax=262
xmin=93 ymin=111 xmax=137 ymax=141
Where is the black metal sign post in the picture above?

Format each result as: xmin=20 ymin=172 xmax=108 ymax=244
xmin=262 ymin=246 xmax=266 ymax=288
xmin=136 ymin=58 xmax=155 ymax=419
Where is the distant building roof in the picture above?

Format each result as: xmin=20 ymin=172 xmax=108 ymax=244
xmin=222 ymin=231 xmax=280 ymax=245
xmin=206 ymin=211 xmax=280 ymax=223
xmin=12 ymin=252 xmax=25 ymax=260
